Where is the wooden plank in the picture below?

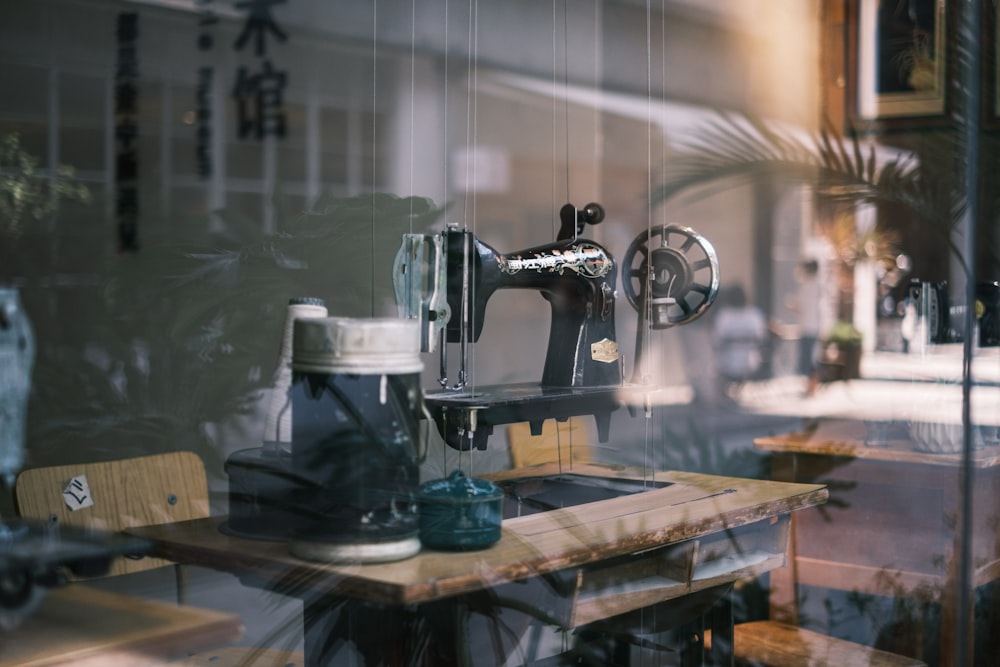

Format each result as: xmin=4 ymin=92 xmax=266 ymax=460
xmin=570 ymin=552 xmax=786 ymax=628
xmin=726 ymin=621 xmax=926 ymax=667
xmin=553 ymin=518 xmax=789 ymax=628
xmin=754 ymin=422 xmax=1000 ymax=468
xmin=0 ymin=585 xmax=242 ymax=667
xmin=127 ymin=469 xmax=826 ymax=606
xmin=503 ymin=482 xmax=735 ymax=538
xmin=794 ymin=556 xmax=944 ymax=602
xmin=568 ymin=540 xmax=696 ymax=627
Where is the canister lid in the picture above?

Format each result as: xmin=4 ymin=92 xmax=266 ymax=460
xmin=292 ymin=316 xmax=423 ymax=374
xmin=418 ymin=469 xmax=502 ymax=501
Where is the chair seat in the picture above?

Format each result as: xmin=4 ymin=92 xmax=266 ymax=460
xmin=506 ymin=417 xmax=595 ymax=468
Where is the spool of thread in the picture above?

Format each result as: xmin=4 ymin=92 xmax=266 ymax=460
xmin=262 ymin=297 xmax=327 ymax=455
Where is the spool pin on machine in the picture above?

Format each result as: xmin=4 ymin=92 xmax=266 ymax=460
xmin=393 ymin=202 xmax=720 ymax=451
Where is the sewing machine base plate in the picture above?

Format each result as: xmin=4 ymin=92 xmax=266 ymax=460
xmin=424 ymin=382 xmax=622 ymax=450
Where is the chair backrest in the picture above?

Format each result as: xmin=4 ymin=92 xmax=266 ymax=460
xmin=14 ymin=451 xmax=210 ymax=577
xmin=506 ymin=417 xmax=595 ymax=468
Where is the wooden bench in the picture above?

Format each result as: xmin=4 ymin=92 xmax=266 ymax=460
xmin=709 ymin=620 xmax=926 ymax=667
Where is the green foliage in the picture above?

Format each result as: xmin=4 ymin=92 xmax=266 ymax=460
xmin=653 ymin=113 xmax=919 ymax=208
xmin=825 ymin=319 xmax=863 ymax=345
xmin=0 ymin=132 xmax=90 ymax=237
xmin=25 ymin=191 xmax=446 ymax=465
xmin=651 ymin=112 xmax=978 ymax=276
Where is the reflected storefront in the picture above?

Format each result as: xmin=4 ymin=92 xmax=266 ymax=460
xmin=0 ymin=1 xmax=997 ymax=666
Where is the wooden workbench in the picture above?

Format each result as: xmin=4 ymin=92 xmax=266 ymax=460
xmin=127 ymin=463 xmax=826 ymax=666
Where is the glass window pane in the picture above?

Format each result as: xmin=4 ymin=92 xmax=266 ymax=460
xmin=1 ymin=3 xmax=995 ymax=666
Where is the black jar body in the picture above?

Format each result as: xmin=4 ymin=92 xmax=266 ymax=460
xmin=290 ymin=369 xmax=422 ymax=548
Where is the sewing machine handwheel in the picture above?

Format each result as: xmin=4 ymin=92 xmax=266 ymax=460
xmin=622 ymin=224 xmax=720 ymax=328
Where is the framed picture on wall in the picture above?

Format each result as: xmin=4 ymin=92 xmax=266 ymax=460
xmin=847 ymin=0 xmax=948 ymax=126
xmin=977 ymin=0 xmax=1000 ymax=129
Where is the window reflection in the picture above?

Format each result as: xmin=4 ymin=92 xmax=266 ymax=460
xmin=0 ymin=1 xmax=994 ymax=665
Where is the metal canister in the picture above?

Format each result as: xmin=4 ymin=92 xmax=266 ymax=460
xmin=288 ymin=317 xmax=424 ymax=563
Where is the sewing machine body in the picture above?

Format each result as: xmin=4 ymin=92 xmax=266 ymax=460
xmin=394 ymin=205 xmax=719 ymax=451
xmin=441 ymin=226 xmax=621 ymax=389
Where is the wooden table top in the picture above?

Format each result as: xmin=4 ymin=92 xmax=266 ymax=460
xmin=127 ymin=463 xmax=826 ymax=606
xmin=0 ymin=584 xmax=243 ymax=667
xmin=754 ymin=419 xmax=1000 ymax=468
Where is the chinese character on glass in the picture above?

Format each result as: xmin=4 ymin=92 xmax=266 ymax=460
xmin=231 ymin=60 xmax=288 ymax=139
xmin=195 ymin=0 xmax=218 ymax=51
xmin=233 ymin=0 xmax=288 ymax=57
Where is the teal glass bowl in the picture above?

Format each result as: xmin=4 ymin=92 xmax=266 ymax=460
xmin=418 ymin=470 xmax=503 ymax=551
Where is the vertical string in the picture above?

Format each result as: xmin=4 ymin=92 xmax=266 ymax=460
xmin=458 ymin=0 xmax=480 ymax=474
xmin=370 ymin=0 xmax=378 ymax=317
xmin=653 ymin=0 xmax=668 ymax=478
xmin=554 ymin=0 xmax=571 ymax=472
xmin=468 ymin=0 xmax=477 ymax=475
xmin=408 ymin=0 xmax=416 ymax=230
xmin=470 ymin=0 xmax=478 ymax=240
xmin=592 ymin=0 xmax=602 ymax=200
xmin=551 ymin=0 xmax=558 ymax=237
xmin=563 ymin=1 xmax=571 ymax=204
xmin=470 ymin=0 xmax=478 ymax=476
xmin=550 ymin=0 xmax=561 ymax=472
xmin=462 ymin=0 xmax=475 ymax=231
xmin=641 ymin=0 xmax=654 ymax=486
xmin=638 ymin=1 xmax=657 ymax=641
xmin=443 ymin=0 xmax=449 ymax=211
xmin=440 ymin=2 xmax=448 ymax=473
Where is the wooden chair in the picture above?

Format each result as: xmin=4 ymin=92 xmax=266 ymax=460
xmin=14 ymin=451 xmax=305 ymax=667
xmin=506 ymin=417 xmax=595 ymax=468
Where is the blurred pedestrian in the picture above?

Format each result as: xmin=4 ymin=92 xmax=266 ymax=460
xmin=712 ymin=284 xmax=767 ymax=400
xmin=791 ymin=258 xmax=821 ymax=396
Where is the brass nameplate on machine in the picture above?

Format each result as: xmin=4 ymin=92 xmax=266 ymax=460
xmin=591 ymin=338 xmax=619 ymax=363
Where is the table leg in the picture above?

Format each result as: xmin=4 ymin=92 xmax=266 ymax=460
xmin=707 ymin=587 xmax=734 ymax=667
xmin=302 ymin=597 xmax=346 ymax=667
xmin=303 ymin=598 xmax=430 ymax=667
xmin=768 ymin=454 xmax=802 ymax=626
xmin=678 ymin=584 xmax=734 ymax=667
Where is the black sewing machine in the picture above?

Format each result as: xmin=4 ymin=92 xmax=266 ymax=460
xmin=394 ymin=203 xmax=719 ymax=451
xmin=908 ymin=279 xmax=1000 ymax=347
